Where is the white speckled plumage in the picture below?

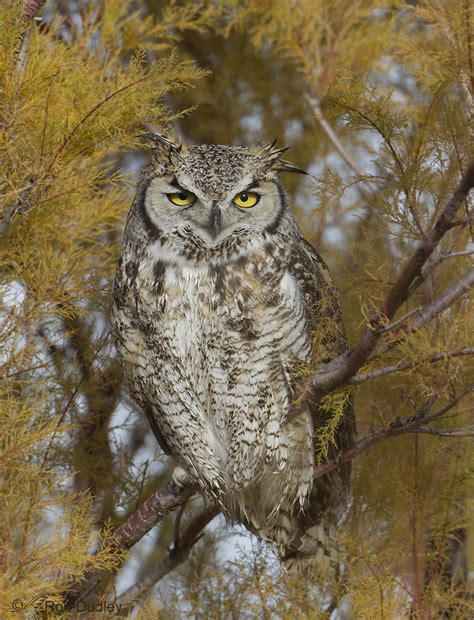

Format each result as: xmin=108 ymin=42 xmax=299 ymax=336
xmin=112 ymin=137 xmax=354 ymax=576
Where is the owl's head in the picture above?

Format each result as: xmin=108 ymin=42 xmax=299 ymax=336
xmin=138 ymin=135 xmax=306 ymax=246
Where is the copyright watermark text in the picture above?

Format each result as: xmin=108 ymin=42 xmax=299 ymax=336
xmin=11 ymin=595 xmax=123 ymax=616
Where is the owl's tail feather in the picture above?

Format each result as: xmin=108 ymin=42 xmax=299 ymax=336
xmin=280 ymin=512 xmax=340 ymax=580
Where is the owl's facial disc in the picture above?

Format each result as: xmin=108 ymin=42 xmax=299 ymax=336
xmin=145 ymin=173 xmax=283 ymax=245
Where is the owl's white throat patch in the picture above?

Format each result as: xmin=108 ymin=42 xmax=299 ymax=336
xmin=148 ymin=234 xmax=271 ymax=269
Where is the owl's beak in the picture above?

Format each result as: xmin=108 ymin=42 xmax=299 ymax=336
xmin=208 ymin=202 xmax=222 ymax=239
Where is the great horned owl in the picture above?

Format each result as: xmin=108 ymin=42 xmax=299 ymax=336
xmin=112 ymin=136 xmax=355 ymax=576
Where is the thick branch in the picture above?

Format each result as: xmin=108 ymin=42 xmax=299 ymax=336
xmin=113 ymin=483 xmax=198 ymax=551
xmin=293 ymin=160 xmax=474 ymax=404
xmin=64 ymin=481 xmax=198 ymax=609
xmin=112 ymin=505 xmax=219 ymax=608
xmin=23 ymin=1 xmax=47 ymax=18
xmin=409 ymin=268 xmax=474 ymax=329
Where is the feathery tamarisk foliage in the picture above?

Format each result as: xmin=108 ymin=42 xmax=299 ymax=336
xmin=0 ymin=0 xmax=209 ymax=615
xmin=1 ymin=0 xmax=473 ymax=617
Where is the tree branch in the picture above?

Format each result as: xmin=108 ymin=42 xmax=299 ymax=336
xmin=371 ymin=269 xmax=474 ymax=358
xmin=409 ymin=426 xmax=474 ymax=437
xmin=312 ymin=386 xmax=473 ymax=480
xmin=348 ymin=348 xmax=474 ymax=385
xmin=0 ymin=179 xmax=35 ymax=240
xmin=408 ymin=268 xmax=474 ymax=329
xmin=23 ymin=1 xmax=47 ymax=19
xmin=111 ymin=505 xmax=219 ymax=609
xmin=63 ymin=481 xmax=199 ymax=609
xmin=290 ymin=160 xmax=474 ymax=409
xmin=306 ymin=94 xmax=377 ymax=189
xmin=435 ymin=249 xmax=474 ymax=260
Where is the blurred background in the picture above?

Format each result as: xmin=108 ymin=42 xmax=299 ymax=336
xmin=1 ymin=0 xmax=473 ymax=616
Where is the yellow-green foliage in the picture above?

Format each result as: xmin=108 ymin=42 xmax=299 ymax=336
xmin=166 ymin=1 xmax=473 ymax=616
xmin=0 ymin=389 xmax=124 ymax=616
xmin=316 ymin=388 xmax=352 ymax=460
xmin=0 ymin=0 xmax=211 ymax=611
xmin=224 ymin=0 xmax=395 ymax=96
xmin=160 ymin=538 xmax=341 ymax=619
xmin=1 ymin=0 xmax=473 ymax=616
xmin=1 ymin=4 xmax=206 ymax=313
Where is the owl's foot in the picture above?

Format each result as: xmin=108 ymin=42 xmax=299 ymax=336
xmin=171 ymin=465 xmax=195 ymax=488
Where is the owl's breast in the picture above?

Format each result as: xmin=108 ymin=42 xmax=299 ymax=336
xmin=115 ymin=239 xmax=312 ymax=422
xmin=124 ymin=239 xmax=312 ymax=363
xmin=113 ymin=238 xmax=316 ymax=503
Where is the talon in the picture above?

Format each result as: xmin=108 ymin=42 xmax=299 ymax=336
xmin=172 ymin=465 xmax=194 ymax=488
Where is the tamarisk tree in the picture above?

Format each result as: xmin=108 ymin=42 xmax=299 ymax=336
xmin=1 ymin=1 xmax=472 ymax=617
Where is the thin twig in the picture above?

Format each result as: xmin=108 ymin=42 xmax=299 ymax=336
xmin=443 ymin=249 xmax=474 ymax=259
xmin=46 ymin=74 xmax=160 ymax=175
xmin=378 ymin=308 xmax=421 ymax=335
xmin=4 ymin=362 xmax=51 ymax=378
xmin=63 ymin=481 xmax=200 ymax=608
xmin=306 ymin=94 xmax=375 ymax=186
xmin=409 ymin=426 xmax=474 ymax=437
xmin=112 ymin=505 xmax=219 ymax=608
xmin=349 ymin=348 xmax=474 ymax=385
xmin=312 ymin=387 xmax=473 ymax=480
xmin=40 ymin=330 xmax=110 ymax=469
xmin=407 ymin=220 xmax=473 ymax=298
xmin=374 ymin=269 xmax=474 ymax=357
xmin=289 ymin=160 xmax=474 ymax=410
xmin=409 ymin=268 xmax=474 ymax=329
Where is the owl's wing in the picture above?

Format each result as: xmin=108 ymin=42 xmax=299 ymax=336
xmin=287 ymin=236 xmax=355 ymax=478
xmin=280 ymin=238 xmax=356 ymax=578
xmin=288 ymin=238 xmax=346 ymax=359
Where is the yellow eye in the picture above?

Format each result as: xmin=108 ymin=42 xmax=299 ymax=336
xmin=167 ymin=191 xmax=196 ymax=207
xmin=233 ymin=191 xmax=260 ymax=208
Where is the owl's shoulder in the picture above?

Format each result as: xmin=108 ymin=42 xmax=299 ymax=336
xmin=287 ymin=237 xmax=346 ymax=353
xmin=287 ymin=238 xmax=335 ymax=303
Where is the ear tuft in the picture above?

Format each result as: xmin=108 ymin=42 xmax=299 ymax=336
xmin=255 ymin=139 xmax=307 ymax=175
xmin=139 ymin=132 xmax=188 ymax=167
xmin=273 ymin=159 xmax=309 ymax=175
